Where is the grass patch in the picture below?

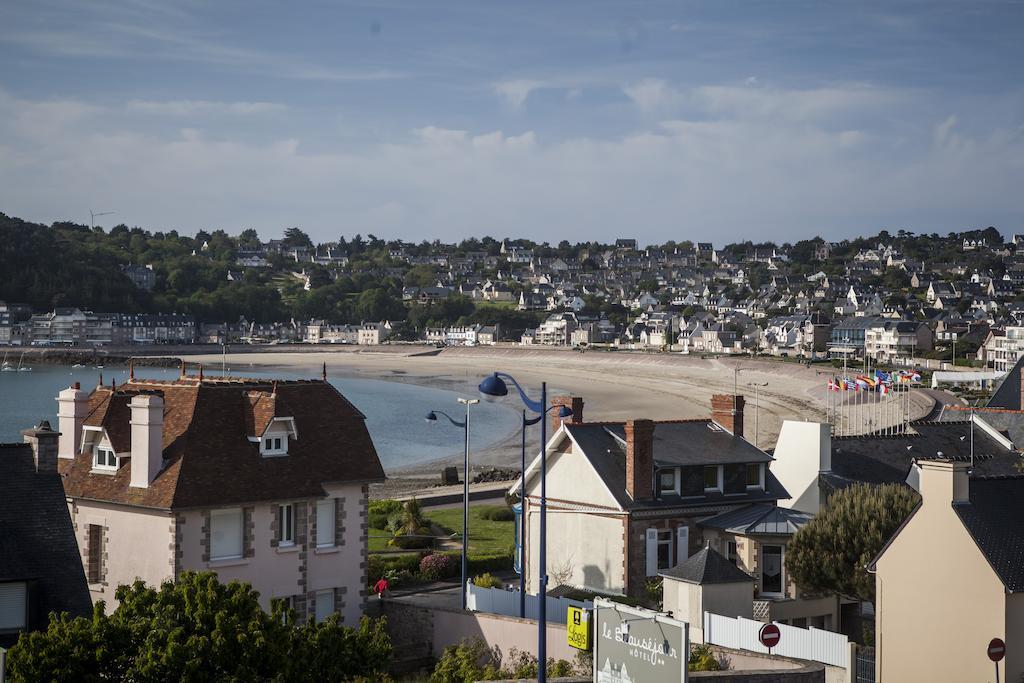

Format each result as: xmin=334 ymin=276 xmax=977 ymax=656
xmin=425 ymin=505 xmax=515 ymax=556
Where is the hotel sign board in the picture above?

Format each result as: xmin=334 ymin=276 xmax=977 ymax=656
xmin=592 ymin=598 xmax=688 ymax=683
xmin=567 ymin=606 xmax=591 ymax=650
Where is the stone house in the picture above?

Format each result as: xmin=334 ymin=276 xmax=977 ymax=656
xmin=56 ymin=371 xmax=385 ymax=625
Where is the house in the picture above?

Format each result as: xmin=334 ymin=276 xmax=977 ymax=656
xmin=514 ymin=394 xmax=787 ymax=599
xmin=870 ymin=460 xmax=1024 ymax=682
xmin=121 ymin=263 xmax=156 ymax=291
xmin=660 ymin=546 xmax=754 ymax=643
xmin=863 ymin=320 xmax=932 ymax=362
xmin=1 ymin=421 xmax=92 ymax=646
xmin=770 ymin=418 xmax=1021 ymax=515
xmin=358 ymin=321 xmax=392 ymax=345
xmin=56 ymin=371 xmax=386 ymax=625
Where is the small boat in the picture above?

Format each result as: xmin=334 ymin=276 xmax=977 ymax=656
xmin=17 ymin=352 xmax=32 ymax=372
xmin=0 ymin=351 xmax=13 ymax=372
xmin=72 ymin=363 xmax=85 ymax=368
xmin=96 ymin=364 xmax=104 ymax=370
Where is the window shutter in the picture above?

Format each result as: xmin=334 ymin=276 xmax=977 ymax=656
xmin=676 ymin=526 xmax=690 ymax=564
xmin=314 ymin=589 xmax=334 ymax=623
xmin=317 ymin=499 xmax=335 ymax=547
xmin=0 ymin=582 xmax=27 ymax=630
xmin=645 ymin=528 xmax=659 ymax=577
xmin=211 ymin=509 xmax=243 ymax=560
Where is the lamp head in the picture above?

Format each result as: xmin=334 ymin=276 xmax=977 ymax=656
xmin=556 ymin=405 xmax=573 ymax=418
xmin=478 ymin=373 xmax=508 ymax=402
xmin=425 ymin=411 xmax=438 ymax=423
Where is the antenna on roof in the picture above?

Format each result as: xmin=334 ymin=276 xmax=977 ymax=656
xmin=198 ymin=364 xmax=204 ymax=381
xmin=322 ymin=362 xmax=327 ymax=382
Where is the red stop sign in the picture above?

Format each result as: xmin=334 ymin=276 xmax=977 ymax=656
xmin=760 ymin=623 xmax=781 ymax=649
xmin=988 ymin=637 xmax=1006 ymax=662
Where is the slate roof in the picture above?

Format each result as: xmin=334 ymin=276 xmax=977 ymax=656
xmin=826 ymin=421 xmax=1021 ymax=491
xmin=987 ymin=355 xmax=1024 ymax=411
xmin=62 ymin=376 xmax=385 ymax=510
xmin=699 ymin=503 xmax=814 ymax=537
xmin=953 ymin=476 xmax=1024 ymax=592
xmin=0 ymin=438 xmax=92 ymax=646
xmin=660 ymin=546 xmax=754 ymax=585
xmin=563 ymin=421 xmax=786 ymax=510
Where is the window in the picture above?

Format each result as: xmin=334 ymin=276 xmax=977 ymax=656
xmin=727 ymin=540 xmax=738 ymax=566
xmin=316 ymin=499 xmax=336 ymax=548
xmin=658 ymin=469 xmax=676 ymax=496
xmin=262 ymin=434 xmax=288 ymax=456
xmin=210 ymin=508 xmax=244 ymax=560
xmin=314 ymin=589 xmax=334 ymax=623
xmin=703 ymin=465 xmax=721 ymax=491
xmin=278 ymin=504 xmax=295 ymax=546
xmin=679 ymin=467 xmax=703 ymax=497
xmin=747 ymin=463 xmax=764 ymax=489
xmin=761 ymin=544 xmax=784 ymax=596
xmin=656 ymin=530 xmax=674 ymax=571
xmin=93 ymin=445 xmax=117 ymax=470
xmin=87 ymin=524 xmax=103 ymax=583
xmin=723 ymin=464 xmax=746 ymax=494
xmin=0 ymin=582 xmax=27 ymax=631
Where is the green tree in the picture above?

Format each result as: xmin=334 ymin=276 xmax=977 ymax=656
xmin=785 ymin=483 xmax=920 ymax=604
xmin=6 ymin=571 xmax=391 ymax=682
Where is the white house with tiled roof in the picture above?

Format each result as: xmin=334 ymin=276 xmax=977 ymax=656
xmin=56 ymin=369 xmax=385 ymax=625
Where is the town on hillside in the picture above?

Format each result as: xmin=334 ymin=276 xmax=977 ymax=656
xmin=3 ymin=216 xmax=1023 ymax=373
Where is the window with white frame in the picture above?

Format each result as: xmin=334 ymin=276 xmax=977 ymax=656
xmin=316 ymin=499 xmax=336 ymax=548
xmin=656 ymin=530 xmax=674 ymax=570
xmin=210 ymin=508 xmax=244 ymax=560
xmin=746 ymin=463 xmax=765 ymax=490
xmin=0 ymin=581 xmax=27 ymax=631
xmin=314 ymin=589 xmax=334 ymax=623
xmin=92 ymin=444 xmax=117 ymax=470
xmin=703 ymin=465 xmax=721 ymax=491
xmin=262 ymin=434 xmax=288 ymax=456
xmin=278 ymin=504 xmax=295 ymax=546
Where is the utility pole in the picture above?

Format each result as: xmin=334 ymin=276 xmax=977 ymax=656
xmin=89 ymin=210 xmax=114 ymax=229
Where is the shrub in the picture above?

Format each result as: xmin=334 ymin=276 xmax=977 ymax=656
xmin=430 ymin=639 xmax=582 ymax=682
xmin=472 ymin=573 xmax=501 ymax=588
xmin=368 ymin=499 xmax=404 ymax=530
xmin=390 ymin=531 xmax=434 ymax=550
xmin=368 ymin=552 xmax=423 ymax=583
xmin=479 ymin=506 xmax=515 ymax=522
xmin=465 ymin=551 xmax=514 ymax=575
xmin=384 ymin=569 xmax=414 ymax=589
xmin=689 ymin=643 xmax=723 ymax=672
xmin=385 ymin=512 xmax=405 ymax=534
xmin=419 ymin=553 xmax=458 ymax=581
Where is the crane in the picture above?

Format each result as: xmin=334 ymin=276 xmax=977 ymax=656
xmin=89 ymin=210 xmax=114 ymax=229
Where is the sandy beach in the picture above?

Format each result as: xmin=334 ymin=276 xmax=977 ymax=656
xmin=182 ymin=346 xmax=936 ymax=496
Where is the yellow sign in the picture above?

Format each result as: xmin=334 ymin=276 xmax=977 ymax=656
xmin=567 ymin=606 xmax=591 ymax=650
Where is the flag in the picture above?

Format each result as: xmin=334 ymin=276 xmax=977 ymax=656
xmin=878 ymin=383 xmax=889 ymax=395
xmin=875 ymin=370 xmax=891 ymax=384
xmin=828 ymin=379 xmax=839 ymax=392
xmin=911 ymin=372 xmax=922 ymax=383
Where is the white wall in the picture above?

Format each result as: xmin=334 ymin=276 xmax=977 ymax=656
xmin=526 ymin=505 xmax=625 ymax=595
xmin=770 ymin=421 xmax=830 ymax=514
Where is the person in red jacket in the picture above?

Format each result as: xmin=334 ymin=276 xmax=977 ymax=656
xmin=373 ymin=576 xmax=389 ymax=599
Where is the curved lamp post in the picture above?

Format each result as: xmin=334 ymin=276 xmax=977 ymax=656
xmin=518 ymin=404 xmax=572 ymax=618
xmin=425 ymin=396 xmax=479 ymax=610
xmin=478 ymin=372 xmax=552 ymax=682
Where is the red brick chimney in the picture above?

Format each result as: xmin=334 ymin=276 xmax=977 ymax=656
xmin=550 ymin=395 xmax=584 ymax=433
xmin=625 ymin=419 xmax=655 ymax=501
xmin=711 ymin=394 xmax=745 ymax=437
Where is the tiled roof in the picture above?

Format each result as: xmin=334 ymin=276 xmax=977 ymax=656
xmin=61 ymin=376 xmax=384 ymax=510
xmin=987 ymin=355 xmax=1024 ymax=411
xmin=0 ymin=441 xmax=91 ymax=645
xmin=953 ymin=476 xmax=1024 ymax=592
xmin=660 ymin=546 xmax=753 ymax=585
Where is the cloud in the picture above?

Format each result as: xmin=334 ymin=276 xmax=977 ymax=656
xmin=0 ymin=86 xmax=1022 ymax=243
xmin=126 ymin=100 xmax=287 ymax=116
xmin=493 ymin=80 xmax=545 ymax=108
xmin=622 ymin=78 xmax=684 ymax=114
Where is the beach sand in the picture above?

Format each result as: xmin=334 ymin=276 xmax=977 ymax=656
xmin=184 ymin=346 xmax=935 ymax=497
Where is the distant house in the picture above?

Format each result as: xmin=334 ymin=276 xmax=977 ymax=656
xmin=1 ymin=421 xmax=91 ymax=647
xmin=871 ymin=460 xmax=1024 ymax=682
xmin=615 ymin=238 xmax=638 ymax=251
xmin=358 ymin=321 xmax=393 ymax=345
xmin=56 ymin=373 xmax=385 ymax=624
xmin=121 ymin=263 xmax=156 ymax=291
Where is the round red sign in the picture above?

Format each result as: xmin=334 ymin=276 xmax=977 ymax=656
xmin=759 ymin=623 xmax=781 ymax=649
xmin=988 ymin=637 xmax=1006 ymax=662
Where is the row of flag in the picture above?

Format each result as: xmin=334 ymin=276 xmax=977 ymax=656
xmin=828 ymin=369 xmax=921 ymax=393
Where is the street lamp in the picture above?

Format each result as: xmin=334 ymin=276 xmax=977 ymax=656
xmin=425 ymin=396 xmax=479 ymax=610
xmin=746 ymin=381 xmax=768 ymax=448
xmin=478 ymin=372 xmax=551 ymax=682
xmin=517 ymin=403 xmax=572 ymax=618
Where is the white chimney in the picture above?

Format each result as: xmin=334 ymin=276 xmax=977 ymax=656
xmin=130 ymin=394 xmax=164 ymax=488
xmin=57 ymin=383 xmax=89 ymax=459
xmin=917 ymin=459 xmax=970 ymax=506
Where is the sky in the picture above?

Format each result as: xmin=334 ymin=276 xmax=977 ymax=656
xmin=1 ymin=0 xmax=1022 ymax=245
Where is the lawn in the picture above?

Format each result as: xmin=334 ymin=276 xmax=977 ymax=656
xmin=424 ymin=505 xmax=515 ymax=556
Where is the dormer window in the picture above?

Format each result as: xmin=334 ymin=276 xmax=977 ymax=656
xmin=262 ymin=435 xmax=287 ymax=456
xmin=93 ymin=445 xmax=118 ymax=471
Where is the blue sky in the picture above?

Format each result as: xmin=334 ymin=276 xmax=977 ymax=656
xmin=1 ymin=0 xmax=1022 ymax=244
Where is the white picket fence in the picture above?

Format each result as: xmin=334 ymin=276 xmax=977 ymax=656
xmin=703 ymin=612 xmax=850 ymax=669
xmin=465 ymin=583 xmax=592 ymax=624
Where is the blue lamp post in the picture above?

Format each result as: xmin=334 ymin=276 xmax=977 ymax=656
xmin=478 ymin=372 xmax=554 ymax=682
xmin=425 ymin=396 xmax=479 ymax=610
xmin=518 ymin=404 xmax=572 ymax=618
